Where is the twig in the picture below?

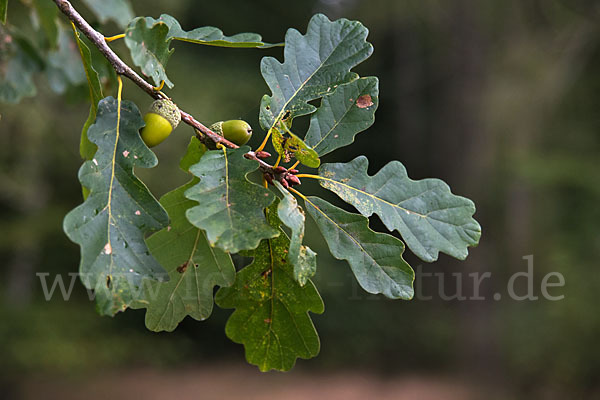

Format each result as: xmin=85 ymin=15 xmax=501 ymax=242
xmin=52 ymin=0 xmax=272 ymax=168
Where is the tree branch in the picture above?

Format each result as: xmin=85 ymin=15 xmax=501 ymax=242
xmin=52 ymin=0 xmax=278 ymax=172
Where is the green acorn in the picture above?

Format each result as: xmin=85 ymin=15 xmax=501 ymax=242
xmin=210 ymin=119 xmax=253 ymax=146
xmin=140 ymin=99 xmax=181 ymax=147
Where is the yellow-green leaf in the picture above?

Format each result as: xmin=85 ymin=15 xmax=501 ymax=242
xmin=271 ymin=127 xmax=320 ymax=168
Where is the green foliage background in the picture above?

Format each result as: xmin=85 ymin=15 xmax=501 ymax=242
xmin=1 ymin=0 xmax=599 ymax=398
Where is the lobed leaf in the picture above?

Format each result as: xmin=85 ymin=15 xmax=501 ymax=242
xmin=317 ymin=156 xmax=482 ymax=262
xmin=63 ymin=97 xmax=169 ymax=316
xmin=304 ymin=77 xmax=379 ymax=156
xmin=273 ymin=182 xmax=316 ymax=286
xmin=304 ymin=196 xmax=414 ymax=299
xmin=70 ymin=24 xmax=104 ymax=162
xmin=136 ymin=138 xmax=235 ymax=332
xmin=259 ymin=14 xmax=373 ymax=131
xmin=81 ymin=0 xmax=134 ymax=29
xmin=148 ymin=14 xmax=280 ymax=48
xmin=124 ymin=17 xmax=174 ymax=88
xmin=185 ymin=146 xmax=278 ymax=253
xmin=215 ymin=202 xmax=324 ymax=372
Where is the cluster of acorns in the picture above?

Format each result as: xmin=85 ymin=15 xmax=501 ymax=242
xmin=140 ymin=99 xmax=252 ymax=148
xmin=139 ymin=99 xmax=300 ymax=187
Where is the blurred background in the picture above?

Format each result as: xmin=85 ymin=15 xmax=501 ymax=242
xmin=1 ymin=0 xmax=599 ymax=399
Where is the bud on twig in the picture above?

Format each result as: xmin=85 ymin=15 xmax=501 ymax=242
xmin=274 ymin=166 xmax=287 ymax=174
xmin=255 ymin=151 xmax=271 ymax=159
xmin=264 ymin=173 xmax=274 ymax=185
xmin=287 ymin=175 xmax=301 ymax=186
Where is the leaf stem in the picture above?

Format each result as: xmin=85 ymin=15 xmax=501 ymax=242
xmin=295 ymin=173 xmax=321 ymax=180
xmin=287 ymin=186 xmax=307 ymax=201
xmin=274 ymin=153 xmax=282 ymax=168
xmin=256 ymin=128 xmax=272 ymax=152
xmin=152 ymin=80 xmax=165 ymax=91
xmin=105 ymin=33 xmax=125 ymax=42
xmin=290 ymin=160 xmax=300 ymax=170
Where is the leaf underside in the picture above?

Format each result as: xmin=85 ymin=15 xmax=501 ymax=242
xmin=318 ymin=156 xmax=482 ymax=262
xmin=216 ymin=201 xmax=324 ymax=372
xmin=63 ymin=97 xmax=169 ymax=316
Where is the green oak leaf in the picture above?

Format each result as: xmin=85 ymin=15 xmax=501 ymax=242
xmin=71 ymin=25 xmax=103 ymax=162
xmin=81 ymin=0 xmax=134 ymax=29
xmin=63 ymin=97 xmax=169 ymax=316
xmin=215 ymin=202 xmax=324 ymax=372
xmin=273 ymin=182 xmax=316 ymax=286
xmin=0 ymin=27 xmax=38 ymax=103
xmin=124 ymin=17 xmax=174 ymax=88
xmin=305 ymin=77 xmax=379 ymax=156
xmin=318 ymin=156 xmax=482 ymax=262
xmin=136 ymin=138 xmax=235 ymax=332
xmin=271 ymin=127 xmax=320 ymax=168
xmin=185 ymin=146 xmax=278 ymax=253
xmin=46 ymin=24 xmax=85 ymax=94
xmin=259 ymin=14 xmax=373 ymax=131
xmin=1 ymin=0 xmax=7 ymax=25
xmin=147 ymin=14 xmax=280 ymax=48
xmin=304 ymin=196 xmax=414 ymax=299
xmin=32 ymin=0 xmax=58 ymax=48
